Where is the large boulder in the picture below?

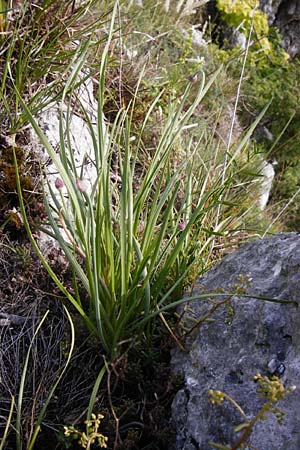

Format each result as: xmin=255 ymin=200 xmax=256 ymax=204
xmin=171 ymin=232 xmax=300 ymax=450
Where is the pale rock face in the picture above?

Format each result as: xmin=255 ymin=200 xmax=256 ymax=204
xmin=258 ymin=160 xmax=275 ymax=210
xmin=230 ymin=29 xmax=247 ymax=50
xmin=171 ymin=233 xmax=300 ymax=450
xmin=36 ymin=74 xmax=100 ymax=196
xmin=190 ymin=27 xmax=207 ymax=48
xmin=29 ymin=73 xmax=104 ymax=252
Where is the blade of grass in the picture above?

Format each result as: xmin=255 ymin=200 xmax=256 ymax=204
xmin=27 ymin=305 xmax=75 ymax=450
xmin=0 ymin=395 xmax=14 ymax=450
xmin=87 ymin=364 xmax=107 ymax=421
xmin=13 ymin=148 xmax=97 ymax=335
xmin=16 ymin=311 xmax=49 ymax=450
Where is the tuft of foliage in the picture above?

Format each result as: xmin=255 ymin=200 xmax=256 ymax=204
xmin=0 ymin=0 xmax=111 ymax=131
xmin=208 ymin=5 xmax=300 ymax=229
xmin=216 ymin=0 xmax=271 ymax=52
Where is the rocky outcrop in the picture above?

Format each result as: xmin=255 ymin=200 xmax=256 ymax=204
xmin=259 ymin=0 xmax=282 ymax=24
xmin=171 ymin=233 xmax=300 ymax=450
xmin=31 ymin=72 xmax=100 ymax=195
xmin=28 ymin=71 xmax=106 ymax=252
xmin=207 ymin=1 xmax=300 ymax=57
xmin=260 ymin=0 xmax=300 ymax=57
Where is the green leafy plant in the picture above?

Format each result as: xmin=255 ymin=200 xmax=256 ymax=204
xmin=208 ymin=373 xmax=296 ymax=450
xmin=209 ymin=0 xmax=300 ymax=231
xmin=206 ymin=5 xmax=300 ymax=229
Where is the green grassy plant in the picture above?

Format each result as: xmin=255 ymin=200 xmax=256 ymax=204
xmin=0 ymin=0 xmax=112 ymax=131
xmin=0 ymin=395 xmax=14 ymax=450
xmin=0 ymin=0 xmax=8 ymax=35
xmin=12 ymin=1 xmax=274 ymax=360
xmin=0 ymin=1 xmax=296 ymax=448
xmin=6 ymin=307 xmax=75 ymax=450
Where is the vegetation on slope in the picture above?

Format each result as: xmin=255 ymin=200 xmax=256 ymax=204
xmin=0 ymin=1 xmax=298 ymax=449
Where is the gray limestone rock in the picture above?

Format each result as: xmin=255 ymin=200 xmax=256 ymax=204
xmin=260 ymin=0 xmax=300 ymax=57
xmin=171 ymin=233 xmax=300 ymax=450
xmin=209 ymin=0 xmax=300 ymax=57
xmin=259 ymin=0 xmax=282 ymax=24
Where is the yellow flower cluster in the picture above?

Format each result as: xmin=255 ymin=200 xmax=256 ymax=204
xmin=64 ymin=413 xmax=108 ymax=449
xmin=208 ymin=389 xmax=226 ymax=406
xmin=254 ymin=373 xmax=295 ymax=403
